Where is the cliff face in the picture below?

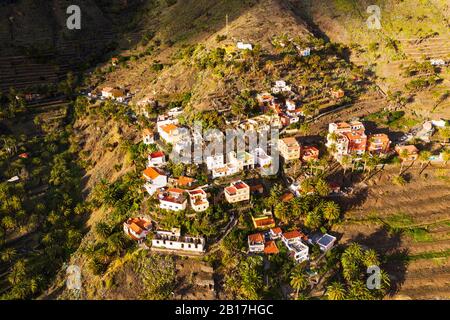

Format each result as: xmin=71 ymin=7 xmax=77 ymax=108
xmin=0 ymin=0 xmax=133 ymax=92
xmin=0 ymin=0 xmax=116 ymax=55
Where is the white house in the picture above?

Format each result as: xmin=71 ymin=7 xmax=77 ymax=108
xmin=206 ymin=154 xmax=225 ymax=171
xmin=299 ymin=47 xmax=311 ymax=57
xmin=286 ymin=99 xmax=296 ymax=111
xmin=307 ymin=233 xmax=337 ymax=252
xmin=158 ymin=123 xmax=181 ymax=144
xmin=237 ymin=42 xmax=253 ymax=50
xmin=101 ymin=87 xmax=126 ymax=101
xmin=269 ymin=227 xmax=283 ymax=240
xmin=272 ymin=80 xmax=292 ymax=94
xmin=168 ymin=107 xmax=183 ymax=117
xmin=173 ymin=139 xmax=192 ymax=158
xmin=224 ymin=180 xmax=250 ymax=203
xmin=187 ymin=188 xmax=209 ymax=212
xmin=281 ymin=230 xmax=309 ymax=263
xmin=212 ymin=163 xmax=240 ymax=178
xmin=142 ymin=128 xmax=154 ymax=145
xmin=430 ymin=59 xmax=446 ymax=66
xmin=248 ymin=233 xmax=265 ymax=253
xmin=123 ymin=217 xmax=152 ymax=242
xmin=148 ymin=151 xmax=166 ymax=167
xmin=152 ymin=228 xmax=205 ymax=253
xmin=156 ymin=118 xmax=181 ymax=144
xmin=143 ymin=167 xmax=168 ymax=196
xmin=230 ymin=151 xmax=254 ymax=169
xmin=158 ymin=188 xmax=188 ymax=211
xmin=253 ymin=147 xmax=272 ymax=168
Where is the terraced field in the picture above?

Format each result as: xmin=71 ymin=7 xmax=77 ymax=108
xmin=334 ymin=164 xmax=450 ymax=299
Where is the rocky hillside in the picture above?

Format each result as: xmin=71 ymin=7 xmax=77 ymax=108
xmin=3 ymin=0 xmax=447 ymax=300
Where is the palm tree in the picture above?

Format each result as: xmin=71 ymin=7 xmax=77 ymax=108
xmin=322 ymin=201 xmax=341 ymax=224
xmin=361 ymin=153 xmax=370 ymax=172
xmin=362 ymin=249 xmax=380 ymax=267
xmin=328 ymin=143 xmax=338 ymax=158
xmin=342 ymin=260 xmax=359 ymax=282
xmin=305 ymin=209 xmax=322 ymax=230
xmin=290 ymin=269 xmax=309 ymax=299
xmin=380 ymin=270 xmax=391 ymax=293
xmin=326 ymin=282 xmax=346 ymax=300
xmin=274 ymin=202 xmax=289 ymax=224
xmin=315 ymin=178 xmax=330 ymax=196
xmin=107 ymin=233 xmax=126 ymax=255
xmin=344 ymin=243 xmax=364 ymax=261
xmin=1 ymin=247 xmax=17 ymax=262
xmin=437 ymin=127 xmax=450 ymax=144
xmin=399 ymin=149 xmax=409 ymax=174
xmin=95 ymin=222 xmax=111 ymax=241
xmin=292 ymin=159 xmax=301 ymax=177
xmin=441 ymin=149 xmax=450 ymax=165
xmin=8 ymin=259 xmax=27 ymax=285
xmin=1 ymin=135 xmax=18 ymax=155
xmin=265 ymin=60 xmax=275 ymax=73
xmin=392 ymin=174 xmax=406 ymax=186
xmin=341 ymin=155 xmax=352 ymax=176
xmin=347 ymin=280 xmax=373 ymax=300
xmin=300 ymin=178 xmax=314 ymax=195
xmin=418 ymin=150 xmax=431 ymax=175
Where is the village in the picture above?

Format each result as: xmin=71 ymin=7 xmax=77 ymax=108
xmin=90 ymin=41 xmax=450 ymax=296
xmin=9 ymin=38 xmax=448 ymax=297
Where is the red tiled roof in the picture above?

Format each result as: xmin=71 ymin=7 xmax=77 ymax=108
xmin=271 ymin=227 xmax=282 ymax=235
xmin=142 ymin=128 xmax=153 ymax=136
xmin=283 ymin=230 xmax=302 ymax=240
xmin=161 ymin=123 xmax=178 ymax=134
xmin=234 ymin=181 xmax=249 ymax=189
xmin=254 ymin=216 xmax=275 ymax=228
xmin=248 ymin=233 xmax=264 ymax=244
xmin=143 ymin=167 xmax=163 ymax=180
xmin=125 ymin=217 xmax=152 ymax=235
xmin=395 ymin=145 xmax=419 ymax=154
xmin=167 ymin=188 xmax=185 ymax=194
xmin=280 ymin=192 xmax=294 ymax=202
xmin=177 ymin=176 xmax=194 ymax=186
xmin=335 ymin=122 xmax=350 ymax=129
xmin=150 ymin=151 xmax=165 ymax=158
xmin=281 ymin=137 xmax=300 ymax=148
xmin=225 ymin=186 xmax=237 ymax=195
xmin=264 ymin=241 xmax=279 ymax=254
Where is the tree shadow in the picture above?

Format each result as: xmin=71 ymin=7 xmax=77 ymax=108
xmin=351 ymin=226 xmax=409 ymax=296
xmin=335 ymin=182 xmax=369 ymax=212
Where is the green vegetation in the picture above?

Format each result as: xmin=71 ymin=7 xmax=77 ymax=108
xmin=0 ymin=100 xmax=86 ymax=299
xmin=325 ymin=243 xmax=390 ymax=300
xmin=408 ymin=249 xmax=450 ymax=261
xmin=405 ymin=228 xmax=433 ymax=243
xmin=384 ymin=212 xmax=414 ymax=229
xmin=132 ymin=251 xmax=177 ymax=299
xmin=364 ymin=110 xmax=419 ymax=130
